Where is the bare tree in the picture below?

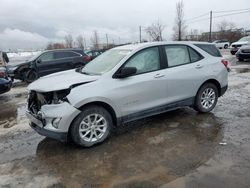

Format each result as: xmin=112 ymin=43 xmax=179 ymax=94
xmin=64 ymin=34 xmax=73 ymax=48
xmin=91 ymin=30 xmax=100 ymax=50
xmin=76 ymin=35 xmax=84 ymax=49
xmin=216 ymin=20 xmax=244 ymax=42
xmin=217 ymin=20 xmax=236 ymax=32
xmin=46 ymin=42 xmax=65 ymax=50
xmin=173 ymin=0 xmax=187 ymax=41
xmin=145 ymin=20 xmax=165 ymax=41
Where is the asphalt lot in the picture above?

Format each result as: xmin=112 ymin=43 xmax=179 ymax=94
xmin=0 ymin=50 xmax=250 ymax=188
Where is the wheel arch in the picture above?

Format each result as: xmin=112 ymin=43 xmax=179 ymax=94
xmin=197 ymin=79 xmax=222 ymax=97
xmin=67 ymin=101 xmax=119 ymax=142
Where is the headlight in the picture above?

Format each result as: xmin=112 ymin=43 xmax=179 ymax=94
xmin=52 ymin=89 xmax=70 ymax=104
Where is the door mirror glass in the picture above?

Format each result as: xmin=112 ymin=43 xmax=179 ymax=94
xmin=114 ymin=67 xmax=137 ymax=78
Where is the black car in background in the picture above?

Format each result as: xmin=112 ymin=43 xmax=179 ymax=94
xmin=85 ymin=49 xmax=105 ymax=60
xmin=7 ymin=49 xmax=91 ymax=83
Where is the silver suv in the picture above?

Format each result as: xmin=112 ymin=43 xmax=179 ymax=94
xmin=26 ymin=42 xmax=228 ymax=147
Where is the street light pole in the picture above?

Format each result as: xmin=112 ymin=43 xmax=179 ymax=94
xmin=139 ymin=26 xmax=142 ymax=43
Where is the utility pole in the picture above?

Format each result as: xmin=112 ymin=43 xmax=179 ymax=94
xmin=139 ymin=26 xmax=142 ymax=43
xmin=209 ymin=11 xmax=212 ymax=42
xmin=106 ymin=34 xmax=109 ymax=48
xmin=84 ymin=37 xmax=87 ymax=49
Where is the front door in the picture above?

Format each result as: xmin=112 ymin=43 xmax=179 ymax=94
xmin=111 ymin=47 xmax=168 ymax=119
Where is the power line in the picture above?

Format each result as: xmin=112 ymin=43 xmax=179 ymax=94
xmin=187 ymin=17 xmax=210 ymax=24
xmin=187 ymin=10 xmax=250 ymax=24
xmin=185 ymin=12 xmax=209 ymax=21
xmin=213 ymin=10 xmax=250 ymax=18
xmin=214 ymin=8 xmax=250 ymax=13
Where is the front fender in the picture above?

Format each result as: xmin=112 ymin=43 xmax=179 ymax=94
xmin=68 ymin=96 xmax=122 ymax=118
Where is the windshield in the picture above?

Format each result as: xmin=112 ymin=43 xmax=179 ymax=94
xmin=81 ymin=49 xmax=131 ymax=75
xmin=28 ymin=51 xmax=43 ymax=61
xmin=238 ymin=37 xmax=250 ymax=42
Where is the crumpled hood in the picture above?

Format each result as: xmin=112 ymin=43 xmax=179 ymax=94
xmin=28 ymin=69 xmax=100 ymax=92
xmin=231 ymin=41 xmax=250 ymax=46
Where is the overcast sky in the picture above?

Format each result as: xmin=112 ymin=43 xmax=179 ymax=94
xmin=0 ymin=0 xmax=249 ymax=50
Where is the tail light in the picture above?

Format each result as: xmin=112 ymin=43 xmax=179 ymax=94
xmin=221 ymin=59 xmax=229 ymax=68
xmin=221 ymin=59 xmax=230 ymax=72
xmin=0 ymin=71 xmax=6 ymax=78
xmin=83 ymin=56 xmax=91 ymax=62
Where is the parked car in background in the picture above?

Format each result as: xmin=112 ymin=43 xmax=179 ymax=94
xmin=0 ymin=67 xmax=12 ymax=94
xmin=0 ymin=78 xmax=12 ymax=94
xmin=26 ymin=41 xmax=228 ymax=147
xmin=85 ymin=50 xmax=105 ymax=60
xmin=7 ymin=49 xmax=91 ymax=83
xmin=0 ymin=67 xmax=8 ymax=79
xmin=212 ymin=40 xmax=230 ymax=49
xmin=236 ymin=45 xmax=250 ymax=61
xmin=230 ymin=36 xmax=250 ymax=55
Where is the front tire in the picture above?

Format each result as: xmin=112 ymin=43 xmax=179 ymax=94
xmin=70 ymin=105 xmax=112 ymax=147
xmin=194 ymin=83 xmax=218 ymax=113
xmin=24 ymin=69 xmax=38 ymax=83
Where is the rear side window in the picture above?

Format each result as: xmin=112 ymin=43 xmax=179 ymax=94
xmin=55 ymin=51 xmax=81 ymax=59
xmin=165 ymin=45 xmax=190 ymax=67
xmin=195 ymin=44 xmax=222 ymax=57
xmin=188 ymin=47 xmax=203 ymax=62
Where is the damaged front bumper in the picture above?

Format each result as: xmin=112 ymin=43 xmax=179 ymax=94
xmin=26 ymin=102 xmax=81 ymax=142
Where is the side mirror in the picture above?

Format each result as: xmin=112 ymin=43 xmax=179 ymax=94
xmin=37 ymin=59 xmax=42 ymax=64
xmin=114 ymin=67 xmax=137 ymax=79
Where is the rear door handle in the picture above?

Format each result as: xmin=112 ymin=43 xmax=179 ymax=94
xmin=154 ymin=74 xmax=165 ymax=78
xmin=195 ymin=64 xmax=203 ymax=69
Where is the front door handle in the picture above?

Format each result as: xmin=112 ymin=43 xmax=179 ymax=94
xmin=154 ymin=74 xmax=165 ymax=78
xmin=195 ymin=64 xmax=203 ymax=69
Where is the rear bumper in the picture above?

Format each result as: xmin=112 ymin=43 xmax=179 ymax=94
xmin=220 ymin=85 xmax=228 ymax=97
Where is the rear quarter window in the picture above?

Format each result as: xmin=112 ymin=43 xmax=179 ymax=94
xmin=194 ymin=44 xmax=222 ymax=57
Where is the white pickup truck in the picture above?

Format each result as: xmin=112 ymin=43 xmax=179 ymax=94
xmin=213 ymin=40 xmax=230 ymax=49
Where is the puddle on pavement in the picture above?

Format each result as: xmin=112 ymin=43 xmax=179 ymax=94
xmin=0 ymin=99 xmax=26 ymax=129
xmin=16 ymin=108 xmax=223 ymax=188
xmin=234 ymin=67 xmax=250 ymax=73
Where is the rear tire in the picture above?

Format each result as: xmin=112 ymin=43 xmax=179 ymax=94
xmin=194 ymin=83 xmax=218 ymax=113
xmin=70 ymin=105 xmax=113 ymax=147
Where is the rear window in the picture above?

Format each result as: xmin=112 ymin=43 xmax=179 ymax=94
xmin=194 ymin=44 xmax=222 ymax=57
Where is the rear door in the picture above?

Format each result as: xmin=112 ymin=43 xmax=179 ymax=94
xmin=161 ymin=45 xmax=206 ymax=103
xmin=54 ymin=51 xmax=82 ymax=71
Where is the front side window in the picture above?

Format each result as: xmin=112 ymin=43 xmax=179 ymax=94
xmin=124 ymin=47 xmax=160 ymax=74
xmin=39 ymin=52 xmax=54 ymax=62
xmin=165 ymin=45 xmax=190 ymax=67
